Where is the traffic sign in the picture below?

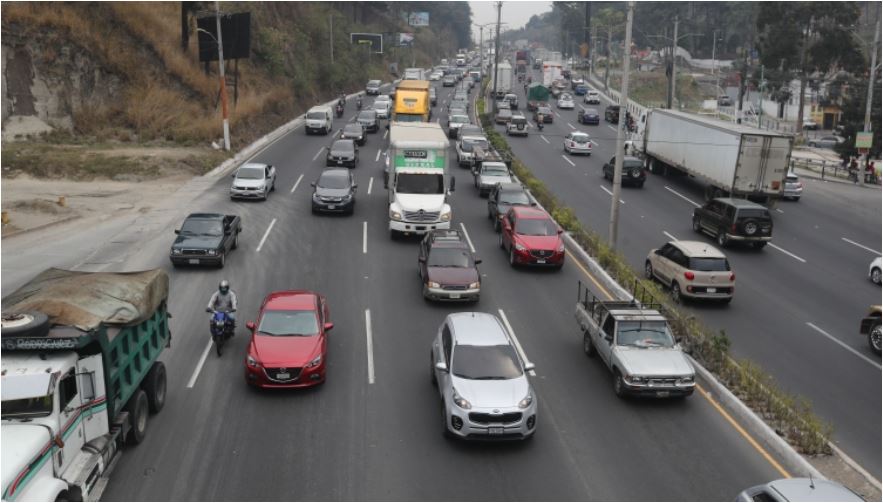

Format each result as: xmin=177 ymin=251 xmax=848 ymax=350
xmin=856 ymin=131 xmax=873 ymax=149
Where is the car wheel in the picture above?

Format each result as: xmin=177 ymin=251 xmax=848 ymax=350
xmin=742 ymin=220 xmax=758 ymax=236
xmin=671 ymin=281 xmax=682 ymax=304
xmin=499 ymin=232 xmax=505 ymax=249
xmin=430 ymin=353 xmax=437 ymax=385
xmin=871 ymin=268 xmax=882 ymax=285
xmin=271 ymin=181 xmax=276 ymax=192
xmin=644 ymin=261 xmax=654 ymax=280
xmin=218 ymin=252 xmax=226 ymax=268
xmin=716 ymin=231 xmax=728 ymax=248
xmin=583 ymin=331 xmax=596 ymax=357
xmin=869 ymin=323 xmax=882 ymax=354
xmin=613 ymin=370 xmax=627 ymax=398
xmin=692 ymin=218 xmax=701 ymax=233
xmin=441 ymin=401 xmax=452 ymax=438
xmin=493 ymin=218 xmax=501 ymax=232
xmin=509 ymin=249 xmax=517 ymax=267
xmin=231 ymin=234 xmax=238 ymax=250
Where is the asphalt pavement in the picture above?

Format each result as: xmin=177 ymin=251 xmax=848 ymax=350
xmin=499 ymin=67 xmax=882 ymax=477
xmin=1 ymin=79 xmax=818 ymax=500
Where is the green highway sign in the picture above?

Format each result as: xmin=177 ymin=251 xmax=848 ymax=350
xmin=856 ymin=132 xmax=873 ymax=149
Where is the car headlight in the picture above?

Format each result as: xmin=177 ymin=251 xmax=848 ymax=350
xmin=307 ymin=355 xmax=323 ymax=369
xmin=171 ymin=248 xmax=182 ymax=255
xmin=468 ymin=282 xmax=480 ymax=289
xmin=206 ymin=249 xmax=217 ymax=256
xmin=390 ymin=210 xmax=402 ymax=221
xmin=628 ymin=375 xmax=646 ymax=384
xmin=518 ymin=393 xmax=533 ymax=409
xmin=247 ymin=354 xmax=260 ymax=368
xmin=427 ymin=281 xmax=441 ymax=288
xmin=514 ymin=242 xmax=526 ymax=252
xmin=679 ymin=375 xmax=695 ymax=384
xmin=557 ymin=243 xmax=566 ymax=253
xmin=452 ymin=388 xmax=471 ymax=410
xmin=440 ymin=211 xmax=452 ymax=222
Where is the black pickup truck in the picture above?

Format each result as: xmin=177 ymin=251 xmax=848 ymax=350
xmin=169 ymin=213 xmax=241 ymax=268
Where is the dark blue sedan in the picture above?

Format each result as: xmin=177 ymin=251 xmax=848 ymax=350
xmin=577 ymin=107 xmax=600 ymax=125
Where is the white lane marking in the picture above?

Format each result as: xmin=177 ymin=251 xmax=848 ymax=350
xmin=186 ymin=340 xmax=213 ymax=389
xmin=312 ymin=147 xmax=324 ymax=161
xmin=497 ymin=309 xmax=536 ymax=376
xmin=806 ymin=322 xmax=881 ymax=370
xmin=256 ymin=218 xmax=277 ymax=252
xmin=362 ymin=221 xmax=368 ymax=254
xmin=842 ymin=237 xmax=881 ymax=255
xmin=375 ymin=149 xmax=381 ymax=162
xmin=607 ymin=125 xmax=617 ymax=131
xmin=768 ymin=243 xmax=806 ymax=263
xmin=663 ymin=231 xmax=679 ymax=241
xmin=562 ymin=155 xmax=576 ymax=167
xmin=459 ymin=222 xmax=476 ymax=253
xmin=383 ymin=129 xmax=389 ymax=139
xmin=600 ymin=185 xmax=625 ymax=204
xmin=554 ymin=111 xmax=561 ymax=117
xmin=290 ymin=174 xmax=304 ymax=194
xmin=589 ymin=140 xmax=598 ymax=147
xmin=527 ymin=120 xmax=535 ymax=127
xmin=567 ymin=122 xmax=576 ymax=130
xmin=365 ymin=309 xmax=376 ymax=384
xmin=367 ymin=177 xmax=374 ymax=195
xmin=663 ymin=185 xmax=701 ymax=208
xmin=775 ymin=208 xmax=784 ymax=214
xmin=540 ymin=135 xmax=550 ymax=144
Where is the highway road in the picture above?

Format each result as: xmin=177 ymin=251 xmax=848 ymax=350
xmin=1 ymin=78 xmax=815 ymax=500
xmin=500 ymin=66 xmax=882 ymax=477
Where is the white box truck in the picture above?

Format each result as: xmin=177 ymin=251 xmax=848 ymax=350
xmin=384 ymin=122 xmax=455 ymax=238
xmin=494 ymin=62 xmax=513 ymax=98
xmin=403 ymin=67 xmax=425 ymax=80
xmin=542 ymin=61 xmax=563 ymax=87
xmin=638 ymin=109 xmax=792 ymax=203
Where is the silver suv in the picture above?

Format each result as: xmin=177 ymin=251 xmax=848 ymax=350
xmin=431 ymin=312 xmax=537 ymax=440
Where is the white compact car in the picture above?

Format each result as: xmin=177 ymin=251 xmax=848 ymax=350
xmin=230 ymin=163 xmax=276 ymax=200
xmin=557 ymin=94 xmax=575 ymax=109
xmin=870 ymin=257 xmax=882 ymax=285
xmin=563 ymin=132 xmax=592 ymax=155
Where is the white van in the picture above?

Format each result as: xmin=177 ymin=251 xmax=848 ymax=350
xmin=305 ymin=105 xmax=333 ymax=135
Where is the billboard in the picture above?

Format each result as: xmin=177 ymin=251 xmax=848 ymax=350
xmin=350 ymin=33 xmax=383 ymax=54
xmin=399 ymin=33 xmax=414 ymax=46
xmin=197 ymin=12 xmax=251 ymax=62
xmin=408 ymin=12 xmax=429 ymax=27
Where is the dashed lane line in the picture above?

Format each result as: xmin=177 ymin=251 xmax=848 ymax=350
xmin=497 ymin=309 xmax=536 ymax=377
xmin=290 ymin=174 xmax=304 ymax=194
xmin=256 ymin=218 xmax=277 ymax=253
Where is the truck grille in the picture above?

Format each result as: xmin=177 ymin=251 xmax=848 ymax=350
xmin=530 ymin=250 xmax=553 ymax=258
xmin=264 ymin=367 xmax=302 ymax=382
xmin=404 ymin=210 xmax=440 ymax=222
xmin=469 ymin=412 xmax=522 ymax=424
xmin=647 ymin=378 xmax=678 ymax=386
xmin=182 ymin=249 xmax=207 ymax=256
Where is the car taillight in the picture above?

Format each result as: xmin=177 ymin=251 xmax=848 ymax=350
xmin=570 ymin=141 xmax=576 ymax=147
xmin=798 ymin=182 xmax=804 ymax=188
xmin=731 ymin=224 xmax=737 ymax=233
xmin=684 ymin=271 xmax=695 ymax=280
xmin=729 ymin=273 xmax=735 ymax=281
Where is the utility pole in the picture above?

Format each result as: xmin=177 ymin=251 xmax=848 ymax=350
xmin=329 ymin=14 xmax=334 ymax=65
xmin=711 ymin=29 xmax=720 ymax=95
xmin=605 ymin=28 xmax=612 ymax=91
xmin=215 ymin=1 xmax=230 ymax=151
xmin=492 ymin=1 xmax=502 ymax=110
xmin=737 ymin=48 xmax=748 ymax=124
xmin=758 ymin=64 xmax=765 ymax=128
xmin=585 ymin=2 xmax=591 ymax=74
xmin=861 ymin=13 xmax=880 ymax=187
xmin=608 ymin=1 xmax=634 ymax=250
xmin=796 ymin=17 xmax=812 ymax=136
xmin=667 ymin=15 xmax=679 ymax=109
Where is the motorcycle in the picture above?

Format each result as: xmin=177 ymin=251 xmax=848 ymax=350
xmin=536 ymin=117 xmax=544 ymax=131
xmin=207 ymin=308 xmax=235 ymax=356
xmin=335 ymin=103 xmax=344 ymax=118
xmin=356 ymin=98 xmax=362 ymax=110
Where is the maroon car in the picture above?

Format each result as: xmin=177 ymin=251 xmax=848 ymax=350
xmin=244 ymin=291 xmax=332 ymax=388
xmin=418 ymin=230 xmax=482 ymax=302
xmin=499 ymin=206 xmax=565 ymax=268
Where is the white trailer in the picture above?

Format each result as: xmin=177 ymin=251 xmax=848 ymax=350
xmin=542 ymin=61 xmax=563 ymax=87
xmin=638 ymin=109 xmax=792 ymax=203
xmin=494 ymin=62 xmax=513 ymax=98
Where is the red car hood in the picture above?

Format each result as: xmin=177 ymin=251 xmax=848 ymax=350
xmin=252 ymin=334 xmax=322 ymax=367
xmin=516 ymin=234 xmax=561 ymax=251
xmin=427 ymin=266 xmax=479 ymax=286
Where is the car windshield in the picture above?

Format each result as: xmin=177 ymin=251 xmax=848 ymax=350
xmin=688 ymin=257 xmax=730 ymax=271
xmin=462 ymin=139 xmax=488 ymax=152
xmin=257 ymin=310 xmax=320 ymax=336
xmin=396 ymin=173 xmax=444 ymax=194
xmin=307 ymin=111 xmax=326 ymax=120
xmin=236 ymin=166 xmax=264 ymax=179
xmin=738 ymin=208 xmax=770 ymax=219
xmin=515 ymin=217 xmax=557 ymax=236
xmin=538 ymin=107 xmax=551 ymax=114
xmin=181 ymin=219 xmax=223 ymax=236
xmin=428 ymin=247 xmax=473 ymax=267
xmin=500 ymin=191 xmax=530 ymax=205
xmin=358 ymin=111 xmax=375 ymax=120
xmin=318 ymin=172 xmax=350 ymax=189
xmin=617 ymin=322 xmax=675 ymax=348
xmin=376 ymin=96 xmax=390 ymax=102
xmin=332 ymin=141 xmax=354 ymax=153
xmin=623 ymin=160 xmax=643 ymax=169
xmin=1 ymin=395 xmax=53 ymax=419
xmin=452 ymin=344 xmax=523 ymax=380
xmin=343 ymin=124 xmax=362 ymax=134
xmin=368 ymin=80 xmax=381 ymax=86
xmin=451 ymin=115 xmax=469 ymax=124
xmin=571 ymin=134 xmax=589 ymax=143
xmin=482 ymin=165 xmax=509 ymax=176
xmin=373 ymin=103 xmax=387 ymax=109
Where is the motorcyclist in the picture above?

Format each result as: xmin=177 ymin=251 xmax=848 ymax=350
xmin=207 ymin=280 xmax=238 ymax=328
xmin=338 ymin=93 xmax=346 ymax=107
xmin=356 ymin=96 xmax=362 ymax=110
xmin=536 ymin=113 xmax=544 ymax=130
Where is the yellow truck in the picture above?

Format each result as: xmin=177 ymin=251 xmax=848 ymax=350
xmin=393 ymin=80 xmax=431 ymax=122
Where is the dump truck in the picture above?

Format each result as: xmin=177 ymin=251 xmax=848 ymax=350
xmin=637 ymin=109 xmax=792 ymax=203
xmin=527 ymin=83 xmax=550 ymax=112
xmin=1 ymin=268 xmax=171 ymax=502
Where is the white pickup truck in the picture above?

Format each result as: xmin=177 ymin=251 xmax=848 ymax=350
xmin=574 ymin=281 xmax=695 ymax=398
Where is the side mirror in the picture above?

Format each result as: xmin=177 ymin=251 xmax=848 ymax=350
xmin=524 ymin=362 xmax=535 ymax=372
xmin=474 ymin=258 xmax=482 ymax=264
xmin=310 ymin=182 xmax=316 ymax=187
xmin=353 ymin=184 xmax=358 ymax=189
xmin=530 ymin=202 xmax=538 ymax=207
xmin=324 ymin=322 xmax=335 ymax=331
xmin=174 ymin=229 xmax=180 ymax=234
xmin=435 ymin=361 xmax=448 ymax=372
xmin=557 ymin=228 xmax=563 ymax=235
xmin=246 ymin=321 xmax=256 ymax=330
xmin=654 ymin=249 xmax=662 ymax=255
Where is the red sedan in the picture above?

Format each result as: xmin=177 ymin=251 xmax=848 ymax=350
xmin=245 ymin=291 xmax=332 ymax=388
xmin=499 ymin=206 xmax=565 ymax=268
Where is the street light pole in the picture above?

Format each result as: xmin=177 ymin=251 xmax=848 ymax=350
xmin=667 ymin=15 xmax=679 ymax=109
xmin=212 ymin=2 xmax=230 ymax=151
xmin=861 ymin=13 xmax=880 ymax=187
xmin=608 ymin=1 xmax=634 ymax=250
xmin=711 ymin=29 xmax=720 ymax=95
xmin=492 ymin=2 xmax=502 ymax=110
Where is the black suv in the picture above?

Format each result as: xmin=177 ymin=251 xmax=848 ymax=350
xmin=692 ymin=198 xmax=773 ymax=249
xmin=341 ymin=123 xmax=367 ymax=146
xmin=417 ymin=230 xmax=482 ymax=302
xmin=487 ymin=182 xmax=533 ymax=231
xmin=326 ymin=139 xmax=359 ymax=168
xmin=605 ymin=105 xmax=621 ymax=123
xmin=602 ymin=155 xmax=646 ymax=188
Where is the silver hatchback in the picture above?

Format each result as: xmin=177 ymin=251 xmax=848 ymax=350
xmin=431 ymin=312 xmax=537 ymax=440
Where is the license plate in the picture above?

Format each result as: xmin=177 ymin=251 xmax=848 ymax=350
xmin=276 ymin=372 xmax=290 ymax=380
xmin=328 ymin=205 xmax=336 ymax=210
xmin=337 ymin=160 xmax=343 ymax=165
xmin=707 ymin=288 xmax=717 ymax=293
xmin=449 ymin=293 xmax=461 ymax=299
xmin=656 ymin=391 xmax=670 ymax=398
xmin=536 ymin=259 xmax=546 ymax=264
xmin=416 ymin=226 xmax=426 ymax=231
xmin=488 ymin=427 xmax=504 ymax=435
xmin=189 ymin=259 xmax=200 ymax=265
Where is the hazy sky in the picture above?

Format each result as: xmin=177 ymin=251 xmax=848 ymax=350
xmin=469 ymin=1 xmax=552 ymax=44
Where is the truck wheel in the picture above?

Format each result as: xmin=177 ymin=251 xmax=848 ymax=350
xmin=613 ymin=370 xmax=627 ymax=398
xmin=1 ymin=311 xmax=50 ymax=338
xmin=143 ymin=361 xmax=167 ymax=414
xmin=869 ymin=323 xmax=882 ymax=354
xmin=583 ymin=331 xmax=596 ymax=357
xmin=126 ymin=389 xmax=149 ymax=445
xmin=742 ymin=220 xmax=758 ymax=236
xmin=231 ymin=234 xmax=239 ymax=250
xmin=716 ymin=231 xmax=728 ymax=248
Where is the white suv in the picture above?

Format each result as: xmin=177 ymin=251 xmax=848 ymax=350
xmin=305 ymin=106 xmax=332 ymax=135
xmin=431 ymin=312 xmax=537 ymax=440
